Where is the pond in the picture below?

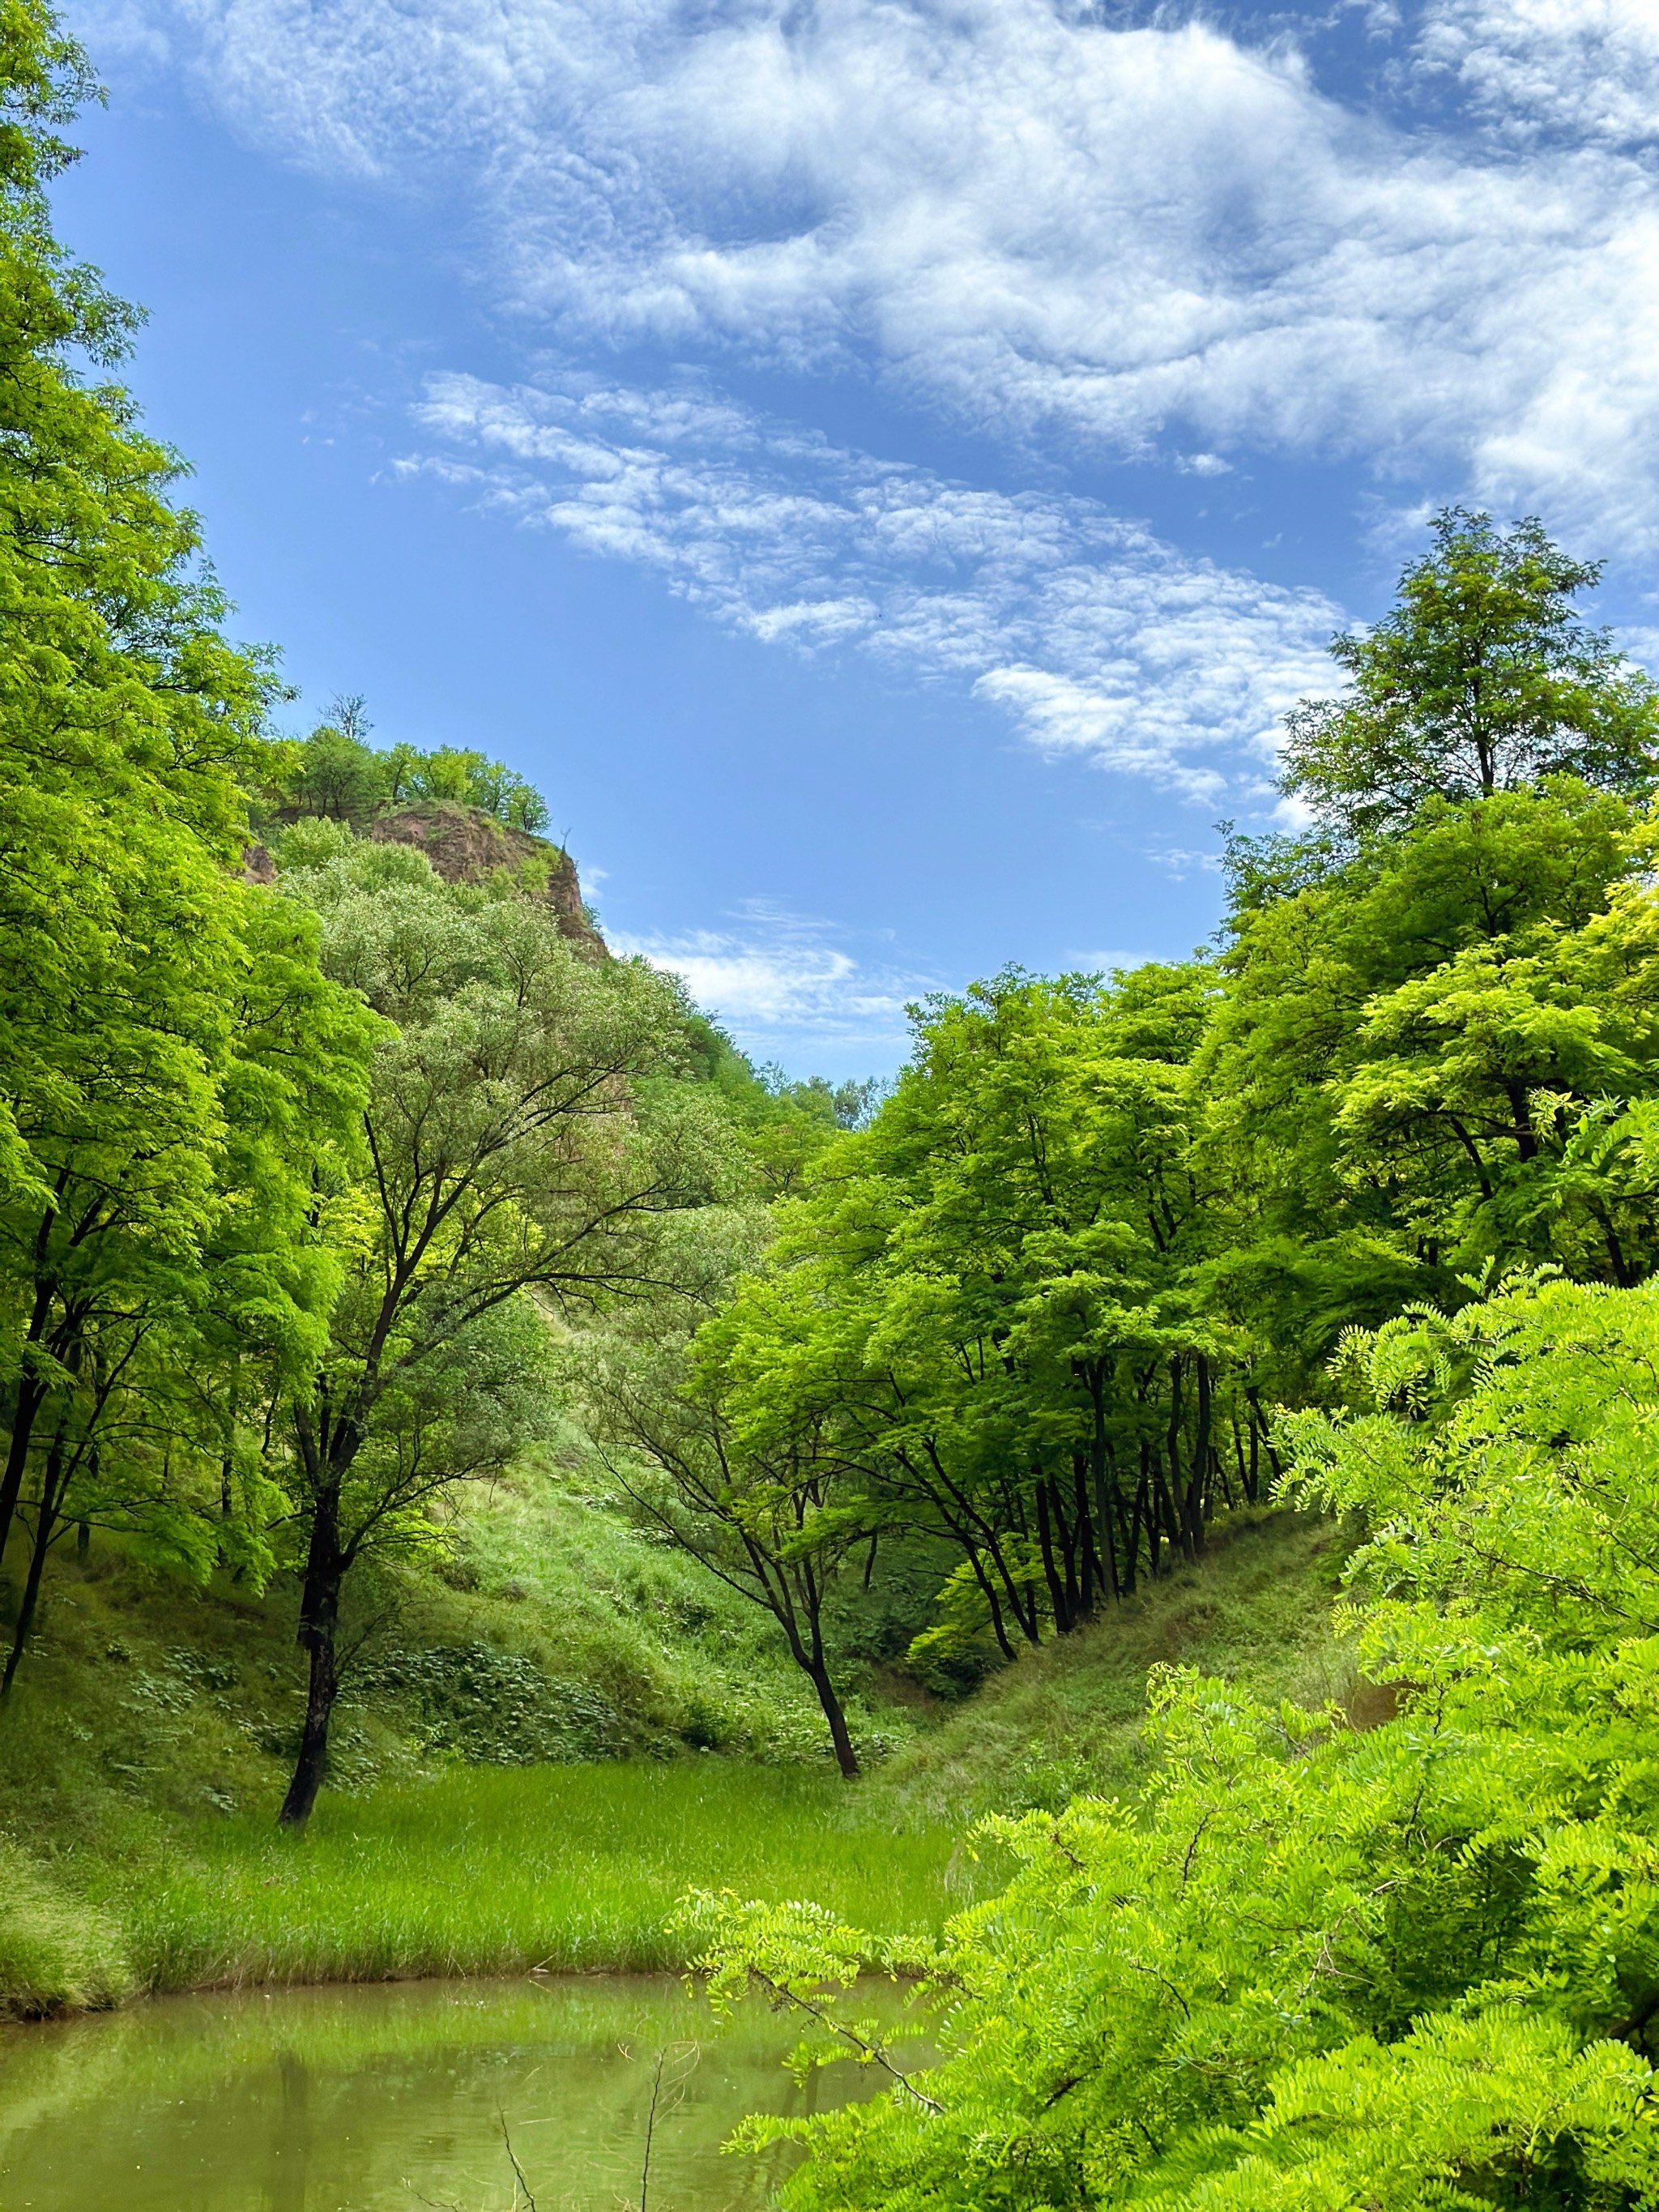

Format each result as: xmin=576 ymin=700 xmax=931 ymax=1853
xmin=0 ymin=1975 xmax=912 ymax=2212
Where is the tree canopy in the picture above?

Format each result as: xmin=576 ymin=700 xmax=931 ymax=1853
xmin=1280 ymin=508 xmax=1659 ymax=839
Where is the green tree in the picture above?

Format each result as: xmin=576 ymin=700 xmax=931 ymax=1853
xmin=290 ymin=723 xmax=386 ymax=825
xmin=702 ymin=967 xmax=1260 ymax=1664
xmin=1282 ymin=508 xmax=1659 ymax=840
xmin=0 ymin=2 xmax=368 ymax=1625
xmin=696 ymin=1270 xmax=1659 ymax=2212
xmin=0 ymin=885 xmax=373 ymax=1690
xmin=1204 ymin=784 xmax=1659 ymax=1294
xmin=575 ymin=1219 xmax=871 ymax=1778
xmin=270 ymin=830 xmax=736 ymax=1824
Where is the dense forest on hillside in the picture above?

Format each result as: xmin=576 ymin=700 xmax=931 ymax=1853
xmin=8 ymin=6 xmax=1659 ymax=2207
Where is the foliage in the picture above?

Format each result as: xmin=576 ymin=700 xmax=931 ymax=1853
xmin=0 ymin=0 xmax=376 ymax=1695
xmin=262 ymin=830 xmax=745 ymax=1821
xmin=571 ymin=1211 xmax=876 ymax=1776
xmin=264 ymin=702 xmax=552 ymax=832
xmin=1281 ymin=507 xmax=1659 ymax=839
xmin=1202 ymin=779 xmax=1659 ymax=1295
xmin=698 ymin=965 xmax=1272 ymax=1669
xmin=695 ymin=1270 xmax=1659 ymax=2212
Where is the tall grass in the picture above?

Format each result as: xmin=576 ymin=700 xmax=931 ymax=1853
xmin=75 ymin=1761 xmax=987 ymax=1996
xmin=2 ymin=1508 xmax=1345 ymax=2018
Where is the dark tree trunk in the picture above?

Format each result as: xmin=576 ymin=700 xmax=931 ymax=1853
xmin=966 ymin=1546 xmax=1019 ymax=1661
xmin=1244 ymin=1387 xmax=1282 ymax=1487
xmin=1034 ymin=1475 xmax=1073 ymax=1633
xmin=1231 ymin=1407 xmax=1253 ymax=1505
xmin=2 ymin=1427 xmax=71 ymax=1698
xmin=1055 ymin=1471 xmax=1083 ymax=1623
xmin=1182 ymin=1354 xmax=1212 ymax=1556
xmin=0 ymin=1369 xmax=47 ymax=1571
xmin=769 ymin=1567 xmax=860 ymax=1780
xmin=975 ymin=1520 xmax=1041 ymax=1645
xmin=1088 ymin=1374 xmax=1120 ymax=1602
xmin=279 ymin=1482 xmax=344 ymax=1828
xmin=1073 ymin=1454 xmax=1095 ymax=1616
xmin=1134 ymin=1441 xmax=1154 ymax=1582
xmin=1151 ymin=1445 xmax=1179 ymax=1569
xmin=806 ymin=1657 xmax=859 ymax=1779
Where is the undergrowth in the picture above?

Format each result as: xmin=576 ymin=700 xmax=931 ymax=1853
xmin=0 ymin=1503 xmax=1345 ymax=2018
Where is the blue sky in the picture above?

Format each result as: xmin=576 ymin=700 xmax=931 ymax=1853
xmin=54 ymin=0 xmax=1659 ymax=1076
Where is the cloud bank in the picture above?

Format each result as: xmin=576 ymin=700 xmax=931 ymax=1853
xmin=90 ymin=0 xmax=1659 ymax=543
xmin=609 ymin=899 xmax=928 ymax=1061
xmin=407 ymin=372 xmax=1339 ymax=800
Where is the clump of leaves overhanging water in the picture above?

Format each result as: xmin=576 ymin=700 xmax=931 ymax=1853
xmin=691 ymin=1269 xmax=1659 ymax=2212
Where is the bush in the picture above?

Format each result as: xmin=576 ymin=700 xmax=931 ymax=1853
xmin=353 ymin=1642 xmax=625 ymax=1764
xmin=697 ymin=1275 xmax=1659 ymax=2212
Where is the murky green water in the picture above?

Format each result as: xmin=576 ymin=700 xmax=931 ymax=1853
xmin=0 ymin=1975 xmax=906 ymax=2211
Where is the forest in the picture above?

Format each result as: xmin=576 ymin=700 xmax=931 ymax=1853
xmin=5 ymin=3 xmax=1659 ymax=2208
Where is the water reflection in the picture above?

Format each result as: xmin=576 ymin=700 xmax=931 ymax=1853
xmin=271 ymin=2048 xmax=312 ymax=2212
xmin=0 ymin=1975 xmax=911 ymax=2212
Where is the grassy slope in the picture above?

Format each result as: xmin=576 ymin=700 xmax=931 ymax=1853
xmin=872 ymin=1508 xmax=1357 ymax=1821
xmin=0 ymin=1505 xmax=1347 ymax=2019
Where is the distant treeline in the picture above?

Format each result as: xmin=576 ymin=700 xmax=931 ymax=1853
xmin=259 ymin=697 xmax=552 ymax=834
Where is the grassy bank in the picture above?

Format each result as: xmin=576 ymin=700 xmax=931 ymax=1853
xmin=877 ymin=1508 xmax=1358 ymax=1820
xmin=2 ymin=1761 xmax=983 ymax=2018
xmin=104 ymin=1762 xmax=984 ymax=1991
xmin=0 ymin=1509 xmax=1346 ymax=2020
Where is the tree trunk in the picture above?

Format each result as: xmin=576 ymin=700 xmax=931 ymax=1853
xmin=1231 ymin=1407 xmax=1254 ymax=1505
xmin=770 ymin=1565 xmax=860 ymax=1780
xmin=1134 ymin=1442 xmax=1154 ymax=1582
xmin=974 ymin=1520 xmax=1041 ymax=1646
xmin=806 ymin=1657 xmax=860 ymax=1779
xmin=0 ymin=1369 xmax=46 ymax=1571
xmin=1244 ymin=1387 xmax=1282 ymax=1486
xmin=1072 ymin=1454 xmax=1095 ymax=1617
xmin=1183 ymin=1353 xmax=1212 ymax=1556
xmin=1089 ymin=1376 xmax=1120 ymax=1602
xmin=2 ymin=1426 xmax=71 ymax=1698
xmin=1034 ymin=1475 xmax=1073 ymax=1633
xmin=966 ymin=1546 xmax=1018 ymax=1661
xmin=279 ymin=1482 xmax=344 ymax=1828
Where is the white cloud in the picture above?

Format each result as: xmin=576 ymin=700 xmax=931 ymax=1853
xmin=1064 ymin=946 xmax=1158 ymax=974
xmin=1419 ymin=0 xmax=1659 ymax=150
xmin=611 ymin=899 xmax=928 ymax=1058
xmin=83 ymin=0 xmax=1659 ymax=542
xmin=1145 ymin=845 xmax=1226 ymax=879
xmin=402 ymin=370 xmax=1339 ymax=798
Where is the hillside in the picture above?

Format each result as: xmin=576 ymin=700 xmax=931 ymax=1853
xmin=243 ymin=801 xmax=606 ymax=954
xmin=0 ymin=1506 xmax=1343 ymax=2019
xmin=875 ymin=1508 xmax=1358 ymax=1821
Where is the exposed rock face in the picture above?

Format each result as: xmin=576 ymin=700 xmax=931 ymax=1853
xmin=368 ymin=805 xmax=605 ymax=954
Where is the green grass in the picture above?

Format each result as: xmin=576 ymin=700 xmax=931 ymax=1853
xmin=0 ymin=1842 xmax=134 ymax=2020
xmin=872 ymin=1508 xmax=1358 ymax=1821
xmin=0 ymin=1505 xmax=1348 ymax=2019
xmin=79 ymin=1761 xmax=986 ymax=1996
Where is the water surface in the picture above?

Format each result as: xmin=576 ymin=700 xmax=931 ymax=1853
xmin=0 ymin=1975 xmax=905 ymax=2211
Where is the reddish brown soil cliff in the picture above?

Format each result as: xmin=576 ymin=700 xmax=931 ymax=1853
xmin=242 ymin=805 xmax=604 ymax=954
xmin=368 ymin=804 xmax=603 ymax=952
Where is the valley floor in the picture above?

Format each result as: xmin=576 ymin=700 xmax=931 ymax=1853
xmin=0 ymin=1508 xmax=1350 ymax=2021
